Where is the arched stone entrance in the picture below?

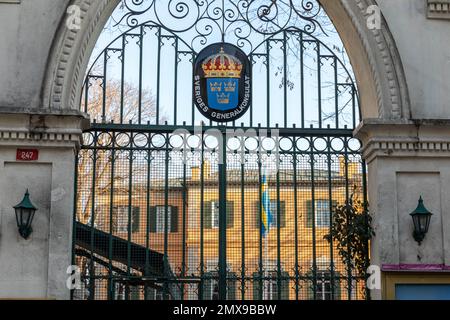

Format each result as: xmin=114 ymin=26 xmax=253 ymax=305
xmin=37 ymin=0 xmax=412 ymax=300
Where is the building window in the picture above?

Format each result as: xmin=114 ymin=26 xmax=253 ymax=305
xmin=156 ymin=206 xmax=172 ymax=233
xmin=150 ymin=206 xmax=178 ymax=233
xmin=305 ymin=200 xmax=337 ymax=228
xmin=202 ymin=272 xmax=236 ymax=300
xmin=211 ymin=202 xmax=219 ymax=228
xmin=317 ymin=271 xmax=333 ymax=301
xmin=315 ymin=200 xmax=330 ymax=227
xmin=146 ymin=287 xmax=164 ymax=300
xmin=113 ymin=206 xmax=140 ymax=233
xmin=252 ymin=265 xmax=290 ymax=300
xmin=203 ymin=201 xmax=234 ymax=229
xmin=305 ymin=266 xmax=342 ymax=300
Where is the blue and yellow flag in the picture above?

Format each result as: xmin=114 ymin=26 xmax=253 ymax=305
xmin=261 ymin=175 xmax=273 ymax=237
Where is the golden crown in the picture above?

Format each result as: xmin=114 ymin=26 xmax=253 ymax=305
xmin=202 ymin=48 xmax=243 ymax=78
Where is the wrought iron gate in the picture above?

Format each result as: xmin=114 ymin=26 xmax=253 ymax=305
xmin=72 ymin=0 xmax=369 ymax=300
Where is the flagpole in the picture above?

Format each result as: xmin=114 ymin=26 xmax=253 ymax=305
xmin=264 ymin=231 xmax=269 ymax=300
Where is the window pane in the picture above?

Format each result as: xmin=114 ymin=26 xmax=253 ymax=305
xmin=156 ymin=206 xmax=172 ymax=233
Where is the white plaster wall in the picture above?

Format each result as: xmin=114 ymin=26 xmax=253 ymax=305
xmin=0 ymin=160 xmax=51 ymax=298
xmin=378 ymin=0 xmax=450 ymax=119
xmin=0 ymin=143 xmax=76 ymax=299
xmin=0 ymin=0 xmax=69 ymax=110
xmin=370 ymin=156 xmax=450 ymax=268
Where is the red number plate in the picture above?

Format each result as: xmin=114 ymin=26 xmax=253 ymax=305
xmin=16 ymin=149 xmax=39 ymax=161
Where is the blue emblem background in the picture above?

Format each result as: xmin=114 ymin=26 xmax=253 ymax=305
xmin=206 ymin=78 xmax=239 ymax=111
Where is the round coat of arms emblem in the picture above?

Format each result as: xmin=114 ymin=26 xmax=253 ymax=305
xmin=193 ymin=43 xmax=252 ymax=122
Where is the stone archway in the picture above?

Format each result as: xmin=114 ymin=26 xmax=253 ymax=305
xmin=42 ymin=0 xmax=410 ymax=122
xmin=40 ymin=0 xmax=413 ymax=300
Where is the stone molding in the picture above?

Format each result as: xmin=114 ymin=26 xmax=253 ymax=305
xmin=355 ymin=119 xmax=450 ymax=163
xmin=346 ymin=0 xmax=410 ymax=119
xmin=0 ymin=114 xmax=88 ymax=148
xmin=42 ymin=0 xmax=411 ymax=121
xmin=427 ymin=0 xmax=450 ymax=19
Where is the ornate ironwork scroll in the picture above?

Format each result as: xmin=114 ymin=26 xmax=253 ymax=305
xmin=115 ymin=0 xmax=326 ymax=53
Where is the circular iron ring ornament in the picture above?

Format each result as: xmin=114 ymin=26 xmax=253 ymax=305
xmin=194 ymin=43 xmax=251 ymax=122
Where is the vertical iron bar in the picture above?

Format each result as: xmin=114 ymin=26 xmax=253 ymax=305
xmin=300 ymin=33 xmax=305 ymax=128
xmin=240 ymin=160 xmax=246 ymax=300
xmin=276 ymin=167 xmax=282 ymax=299
xmin=163 ymin=133 xmax=170 ymax=299
xmin=317 ymin=43 xmax=322 ymax=128
xmin=138 ymin=26 xmax=144 ymax=124
xmin=126 ymin=135 xmax=134 ymax=300
xmin=102 ymin=52 xmax=108 ymax=122
xmin=352 ymin=85 xmax=357 ymax=129
xmin=249 ymin=54 xmax=253 ymax=128
xmin=362 ymin=158 xmax=370 ymax=300
xmin=344 ymin=139 xmax=352 ymax=300
xmin=218 ymin=130 xmax=227 ymax=300
xmin=326 ymin=135 xmax=336 ymax=300
xmin=334 ymin=57 xmax=339 ymax=129
xmin=199 ymin=132 xmax=205 ymax=300
xmin=89 ymin=133 xmax=98 ymax=300
xmin=156 ymin=27 xmax=162 ymax=125
xmin=181 ymin=159 xmax=187 ymax=299
xmin=144 ymin=142 xmax=152 ymax=299
xmin=258 ymin=152 xmax=263 ymax=300
xmin=310 ymin=137 xmax=317 ymax=299
xmin=192 ymin=53 xmax=196 ymax=126
xmin=120 ymin=35 xmax=126 ymax=124
xmin=283 ymin=31 xmax=288 ymax=128
xmin=107 ymin=138 xmax=116 ymax=300
xmin=71 ymin=152 xmax=79 ymax=300
xmin=173 ymin=39 xmax=179 ymax=125
xmin=293 ymin=150 xmax=300 ymax=300
xmin=266 ymin=41 xmax=271 ymax=127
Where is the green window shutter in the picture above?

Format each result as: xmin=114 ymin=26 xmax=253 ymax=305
xmin=252 ymin=272 xmax=262 ymax=300
xmin=149 ymin=206 xmax=157 ymax=233
xmin=279 ymin=201 xmax=286 ymax=228
xmin=226 ymin=201 xmax=234 ymax=229
xmin=280 ymin=271 xmax=290 ymax=300
xmin=227 ymin=272 xmax=237 ymax=300
xmin=203 ymin=201 xmax=213 ymax=229
xmin=333 ymin=272 xmax=341 ymax=300
xmin=170 ymin=206 xmax=179 ymax=233
xmin=132 ymin=207 xmax=140 ymax=233
xmin=305 ymin=200 xmax=313 ymax=228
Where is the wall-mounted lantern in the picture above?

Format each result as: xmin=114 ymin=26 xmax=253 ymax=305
xmin=410 ymin=196 xmax=432 ymax=245
xmin=13 ymin=189 xmax=37 ymax=239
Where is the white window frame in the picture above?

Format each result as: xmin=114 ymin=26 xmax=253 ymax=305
xmin=114 ymin=206 xmax=139 ymax=233
xmin=315 ymin=200 xmax=330 ymax=228
xmin=156 ymin=206 xmax=172 ymax=233
xmin=211 ymin=201 xmax=219 ymax=229
xmin=116 ymin=206 xmax=129 ymax=233
xmin=316 ymin=270 xmax=333 ymax=301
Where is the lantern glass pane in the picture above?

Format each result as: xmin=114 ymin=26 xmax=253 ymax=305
xmin=419 ymin=215 xmax=427 ymax=233
xmin=412 ymin=215 xmax=420 ymax=232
